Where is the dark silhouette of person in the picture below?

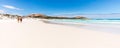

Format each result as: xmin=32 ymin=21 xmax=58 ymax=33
xmin=17 ymin=16 xmax=23 ymax=23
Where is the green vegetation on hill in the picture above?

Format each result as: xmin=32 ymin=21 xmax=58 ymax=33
xmin=28 ymin=14 xmax=89 ymax=20
xmin=0 ymin=13 xmax=89 ymax=20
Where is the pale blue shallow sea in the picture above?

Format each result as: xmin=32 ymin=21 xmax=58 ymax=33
xmin=48 ymin=19 xmax=120 ymax=24
xmin=48 ymin=19 xmax=120 ymax=34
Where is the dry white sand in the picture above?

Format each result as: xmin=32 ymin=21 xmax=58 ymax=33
xmin=0 ymin=19 xmax=120 ymax=48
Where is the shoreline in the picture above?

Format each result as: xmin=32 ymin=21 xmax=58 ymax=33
xmin=42 ymin=19 xmax=120 ymax=34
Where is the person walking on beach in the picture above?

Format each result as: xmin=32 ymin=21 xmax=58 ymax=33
xmin=17 ymin=16 xmax=23 ymax=23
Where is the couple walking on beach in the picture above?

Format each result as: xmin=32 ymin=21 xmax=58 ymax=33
xmin=17 ymin=16 xmax=23 ymax=23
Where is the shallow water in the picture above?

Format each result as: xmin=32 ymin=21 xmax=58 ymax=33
xmin=49 ymin=19 xmax=120 ymax=24
xmin=48 ymin=19 xmax=120 ymax=34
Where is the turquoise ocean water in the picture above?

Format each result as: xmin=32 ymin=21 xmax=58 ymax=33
xmin=49 ymin=19 xmax=120 ymax=24
xmin=48 ymin=19 xmax=120 ymax=33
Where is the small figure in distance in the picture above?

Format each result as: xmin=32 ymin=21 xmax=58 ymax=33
xmin=17 ymin=16 xmax=23 ymax=23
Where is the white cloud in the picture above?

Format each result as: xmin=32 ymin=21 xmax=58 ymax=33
xmin=2 ymin=5 xmax=23 ymax=10
xmin=0 ymin=10 xmax=5 ymax=13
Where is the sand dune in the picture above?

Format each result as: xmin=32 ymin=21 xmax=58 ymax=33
xmin=0 ymin=19 xmax=120 ymax=48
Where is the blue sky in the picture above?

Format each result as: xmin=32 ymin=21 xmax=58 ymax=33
xmin=0 ymin=0 xmax=120 ymax=17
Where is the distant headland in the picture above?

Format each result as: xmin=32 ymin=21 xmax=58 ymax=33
xmin=0 ymin=13 xmax=89 ymax=20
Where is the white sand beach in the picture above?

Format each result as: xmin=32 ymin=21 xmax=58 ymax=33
xmin=0 ymin=19 xmax=120 ymax=48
